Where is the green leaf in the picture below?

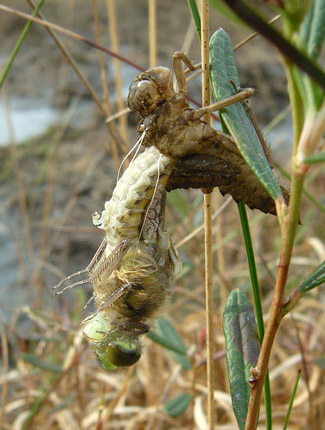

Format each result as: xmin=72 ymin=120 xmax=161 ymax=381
xmin=298 ymin=0 xmax=325 ymax=113
xmin=283 ymin=370 xmax=301 ymax=430
xmin=156 ymin=317 xmax=187 ymax=353
xmin=298 ymin=260 xmax=325 ymax=294
xmin=223 ymin=290 xmax=260 ymax=430
xmin=23 ymin=353 xmax=62 ymax=373
xmin=187 ymin=0 xmax=201 ymax=40
xmin=0 ymin=0 xmax=46 ymax=88
xmin=146 ymin=331 xmax=186 ymax=355
xmin=147 ymin=318 xmax=191 ymax=370
xmin=300 ymin=0 xmax=325 ymax=60
xmin=210 ymin=29 xmax=283 ymax=201
xmin=300 ymin=1 xmax=313 ymax=48
xmin=147 ymin=318 xmax=192 ymax=369
xmin=304 ymin=151 xmax=325 ymax=164
xmin=157 ymin=317 xmax=192 ymax=370
xmin=163 ymin=393 xmax=192 ymax=417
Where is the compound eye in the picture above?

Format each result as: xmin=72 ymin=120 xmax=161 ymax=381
xmin=128 ymin=80 xmax=160 ymax=115
xmin=96 ymin=337 xmax=141 ymax=369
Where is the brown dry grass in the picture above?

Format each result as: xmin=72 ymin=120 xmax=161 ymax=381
xmin=0 ymin=1 xmax=324 ymax=430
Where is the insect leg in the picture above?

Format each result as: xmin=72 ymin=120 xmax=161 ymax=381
xmin=83 ymin=294 xmax=94 ymax=310
xmin=172 ymin=51 xmax=195 ymax=96
xmin=229 ymin=80 xmax=272 ymax=165
xmin=86 ymin=237 xmax=108 ymax=272
xmin=90 ymin=238 xmax=131 ymax=284
xmin=52 ymin=237 xmax=108 ymax=291
xmin=54 ymin=278 xmax=91 ymax=295
xmin=193 ymin=88 xmax=256 ymax=118
xmin=53 ymin=238 xmax=131 ymax=296
xmin=82 ymin=283 xmax=133 ymax=323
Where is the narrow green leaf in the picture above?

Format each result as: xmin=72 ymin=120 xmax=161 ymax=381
xmin=156 ymin=317 xmax=187 ymax=354
xmin=298 ymin=260 xmax=325 ymax=294
xmin=163 ymin=393 xmax=192 ymax=417
xmin=300 ymin=1 xmax=313 ymax=48
xmin=23 ymin=353 xmax=62 ymax=373
xmin=209 ymin=29 xmax=283 ymax=201
xmin=223 ymin=290 xmax=260 ymax=430
xmin=146 ymin=331 xmax=186 ymax=355
xmin=156 ymin=317 xmax=192 ymax=370
xmin=0 ymin=0 xmax=46 ymax=88
xmin=283 ymin=370 xmax=301 ymax=430
xmin=301 ymin=0 xmax=325 ymax=60
xmin=147 ymin=330 xmax=191 ymax=370
xmin=304 ymin=151 xmax=325 ymax=164
xmin=187 ymin=0 xmax=201 ymax=40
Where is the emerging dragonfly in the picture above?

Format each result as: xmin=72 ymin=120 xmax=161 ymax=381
xmin=54 ymin=145 xmax=181 ymax=370
xmin=54 ymin=52 xmax=268 ymax=371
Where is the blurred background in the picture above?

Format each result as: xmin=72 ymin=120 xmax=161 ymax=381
xmin=0 ymin=1 xmax=324 ymax=429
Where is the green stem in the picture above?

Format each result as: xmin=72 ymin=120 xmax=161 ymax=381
xmin=245 ymin=169 xmax=305 ymax=430
xmin=283 ymin=60 xmax=304 ymax=154
xmin=0 ymin=0 xmax=46 ymax=88
xmin=237 ymin=203 xmax=263 ymax=340
xmin=237 ymin=202 xmax=272 ymax=430
xmin=283 ymin=370 xmax=301 ymax=430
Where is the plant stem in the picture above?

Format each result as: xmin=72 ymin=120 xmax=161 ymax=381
xmin=204 ymin=192 xmax=215 ymax=430
xmin=245 ymin=169 xmax=305 ymax=430
xmin=201 ymin=1 xmax=215 ymax=428
xmin=282 ymin=59 xmax=304 ymax=154
xmin=238 ymin=202 xmax=272 ymax=429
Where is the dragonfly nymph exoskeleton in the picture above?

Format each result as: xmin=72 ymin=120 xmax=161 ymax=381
xmin=128 ymin=52 xmax=287 ymax=215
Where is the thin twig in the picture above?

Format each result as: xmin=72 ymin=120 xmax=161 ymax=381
xmin=200 ymin=2 xmax=215 ymax=429
xmin=92 ymin=0 xmax=120 ymax=171
xmin=233 ymin=14 xmax=281 ymax=51
xmin=92 ymin=0 xmax=111 ymax=112
xmin=148 ymin=0 xmax=157 ymax=68
xmin=0 ymin=5 xmax=143 ymax=71
xmin=106 ymin=0 xmax=129 ymax=143
xmin=175 ymin=196 xmax=232 ymax=249
xmin=26 ymin=0 xmax=127 ymax=155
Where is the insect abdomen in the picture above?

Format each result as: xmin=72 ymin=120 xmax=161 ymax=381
xmin=93 ymin=146 xmax=172 ymax=241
